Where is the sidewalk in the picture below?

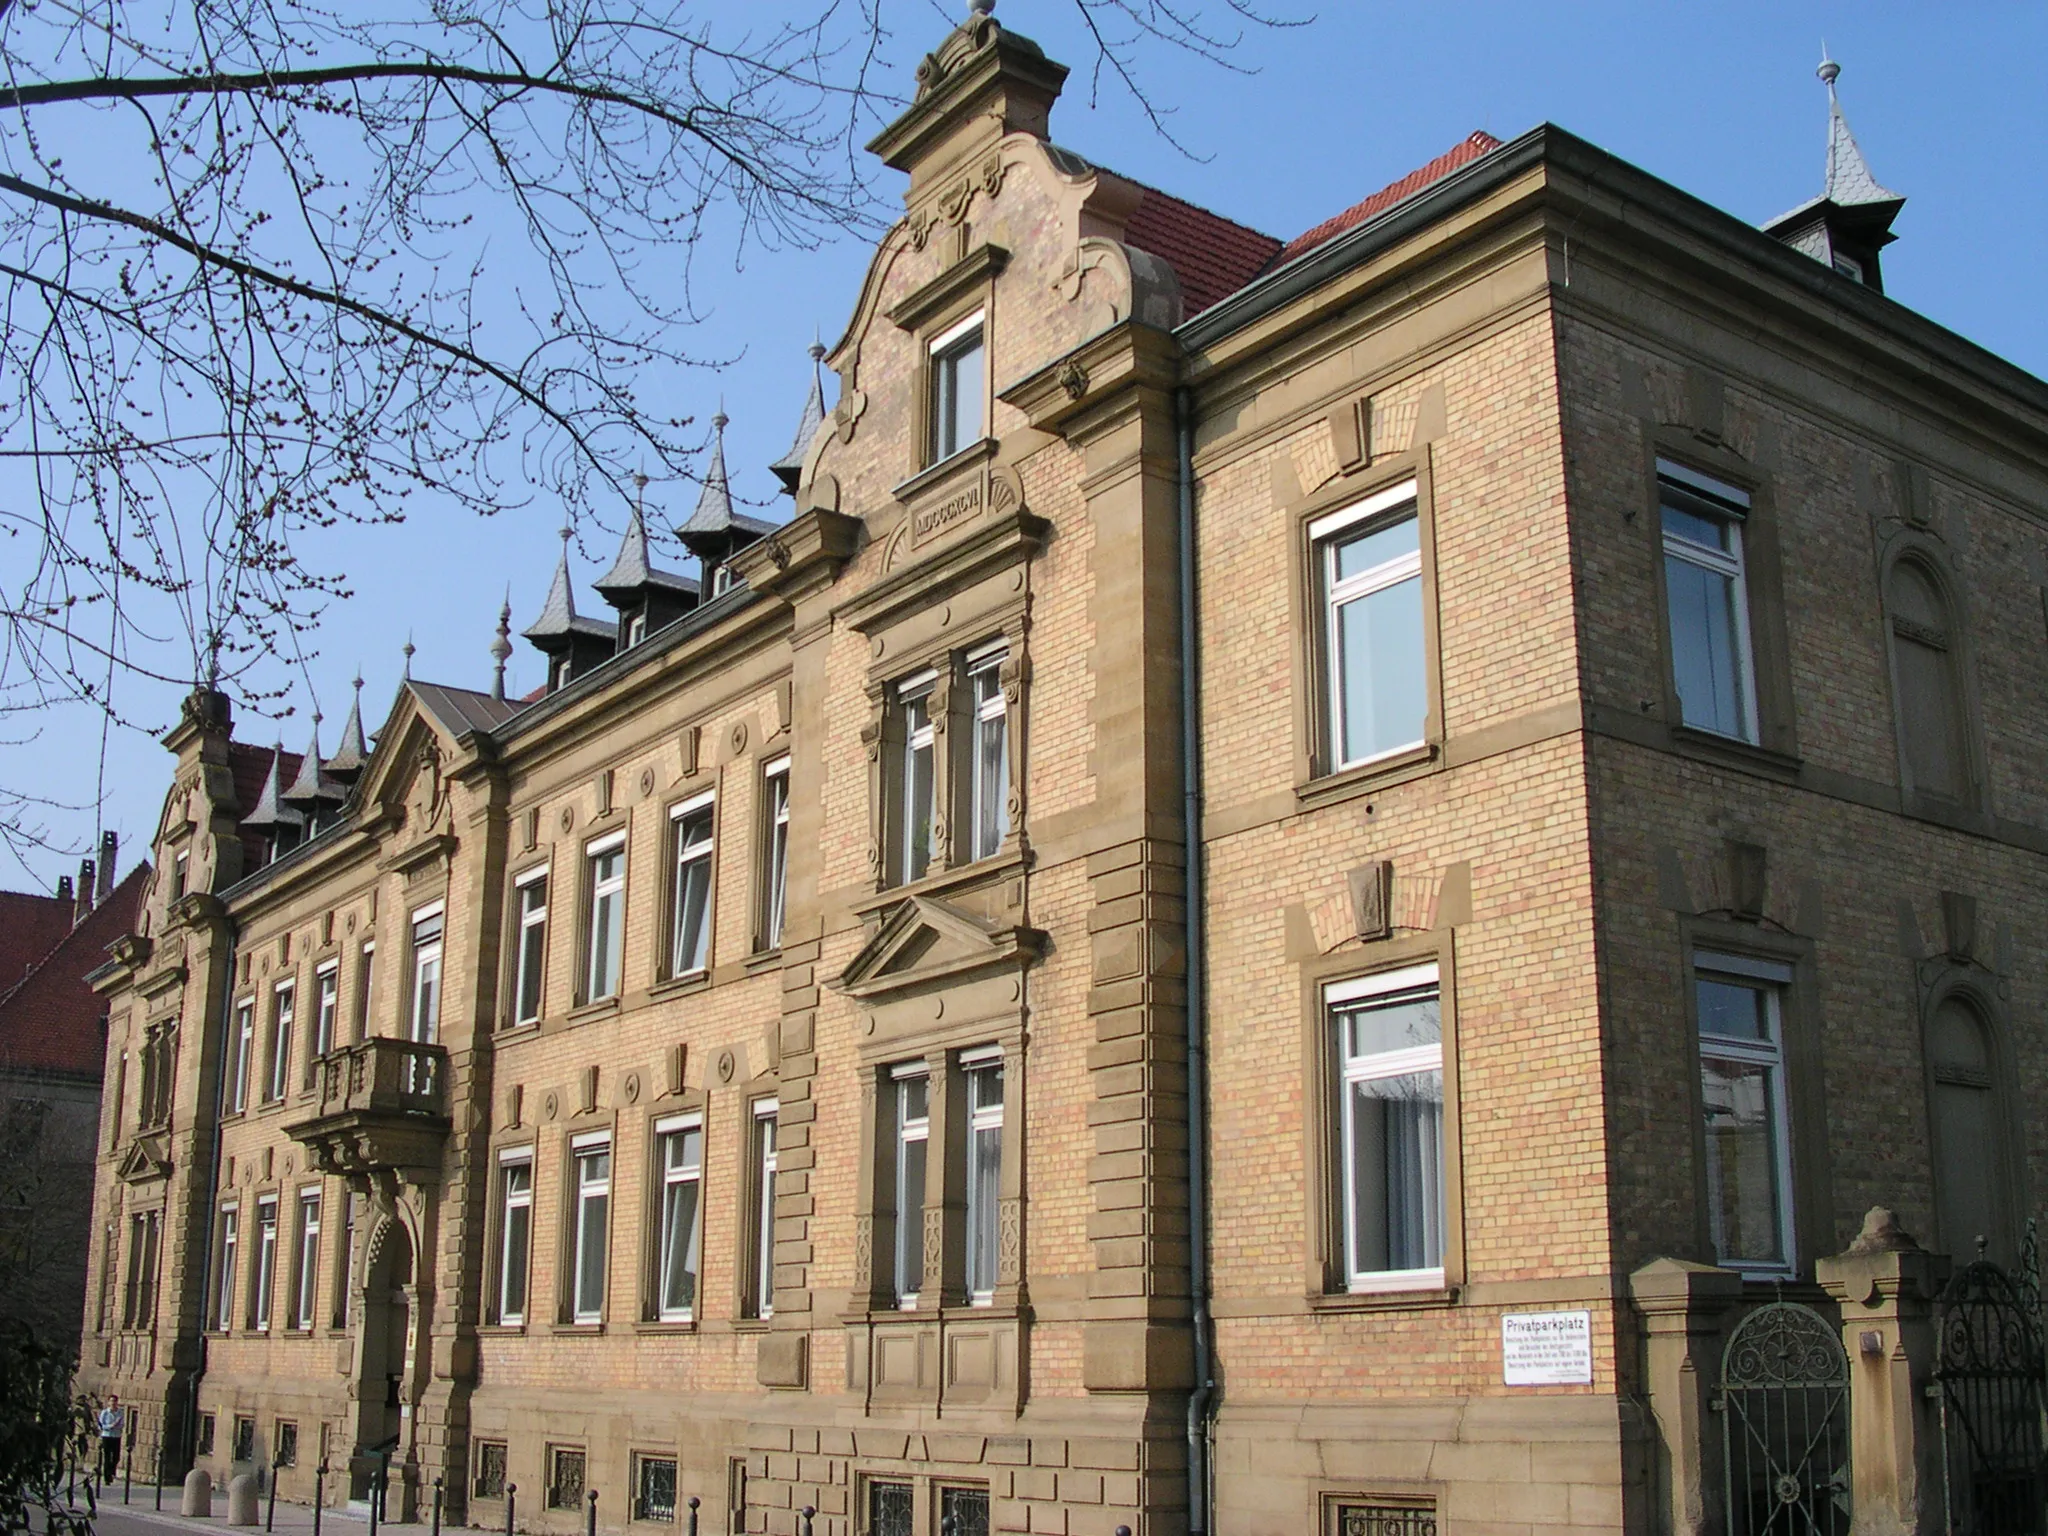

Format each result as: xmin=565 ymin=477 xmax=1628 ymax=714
xmin=60 ymin=1487 xmax=400 ymax=1536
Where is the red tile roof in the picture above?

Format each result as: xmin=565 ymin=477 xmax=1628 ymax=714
xmin=1271 ymin=131 xmax=1503 ymax=266
xmin=1119 ymin=184 xmax=1283 ymax=318
xmin=0 ymin=863 xmax=149 ymax=1078
xmin=0 ymin=890 xmax=78 ymax=999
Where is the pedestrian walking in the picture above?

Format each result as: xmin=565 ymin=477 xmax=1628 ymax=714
xmin=96 ymin=1395 xmax=123 ymax=1484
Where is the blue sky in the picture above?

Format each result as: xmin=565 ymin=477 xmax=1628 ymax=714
xmin=11 ymin=0 xmax=2046 ymax=891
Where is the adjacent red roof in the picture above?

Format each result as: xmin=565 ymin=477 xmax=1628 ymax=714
xmin=1272 ymin=131 xmax=1503 ymax=266
xmin=0 ymin=864 xmax=149 ymax=1077
xmin=1120 ymin=185 xmax=1283 ymax=318
xmin=0 ymin=891 xmax=78 ymax=998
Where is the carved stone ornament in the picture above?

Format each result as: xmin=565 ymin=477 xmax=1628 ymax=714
xmin=1057 ymin=360 xmax=1090 ymax=401
xmin=559 ymin=806 xmax=575 ymax=834
xmin=833 ymin=388 xmax=869 ymax=444
xmin=541 ymin=1089 xmax=561 ymax=1122
xmin=622 ymin=1071 xmax=642 ymax=1105
xmin=730 ymin=720 xmax=749 ymax=755
xmin=640 ymin=767 xmax=656 ymax=798
xmin=408 ymin=741 xmax=445 ymax=831
xmin=717 ymin=1049 xmax=737 ymax=1084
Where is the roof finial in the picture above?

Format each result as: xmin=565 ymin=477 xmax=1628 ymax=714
xmin=491 ymin=590 xmax=514 ymax=701
xmin=402 ymin=633 xmax=415 ymax=680
xmin=1817 ymin=42 xmax=1838 ymax=90
xmin=969 ymin=0 xmax=994 ymax=15
xmin=712 ymin=399 xmax=729 ymax=434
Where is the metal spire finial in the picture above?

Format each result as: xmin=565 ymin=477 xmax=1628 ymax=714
xmin=490 ymin=590 xmax=514 ymax=701
xmin=402 ymin=633 xmax=415 ymax=680
xmin=969 ymin=0 xmax=994 ymax=16
xmin=712 ymin=400 xmax=729 ymax=433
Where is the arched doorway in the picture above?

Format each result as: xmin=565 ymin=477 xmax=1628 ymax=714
xmin=351 ymin=1219 xmax=412 ymax=1505
xmin=1927 ymin=993 xmax=2014 ymax=1266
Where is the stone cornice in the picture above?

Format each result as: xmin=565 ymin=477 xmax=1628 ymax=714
xmin=886 ymin=243 xmax=1009 ymax=333
xmin=727 ymin=508 xmax=863 ymax=606
xmin=1000 ymin=320 xmax=1180 ymax=440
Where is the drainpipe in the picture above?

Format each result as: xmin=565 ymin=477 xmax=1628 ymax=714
xmin=1176 ymin=384 xmax=1216 ymax=1535
xmin=188 ymin=919 xmax=240 ymax=1470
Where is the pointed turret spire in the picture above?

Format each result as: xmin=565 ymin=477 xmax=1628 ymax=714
xmin=1763 ymin=55 xmax=1904 ymax=293
xmin=241 ymin=742 xmax=301 ymax=831
xmin=326 ymin=675 xmax=369 ymax=782
xmin=681 ymin=409 xmax=737 ymax=539
xmin=491 ymin=595 xmax=514 ymax=702
xmin=678 ymin=408 xmax=776 ymax=592
xmin=1819 ymin=56 xmax=1900 ymax=208
xmin=524 ymin=527 xmax=582 ymax=640
xmin=522 ymin=523 xmax=618 ymax=691
xmin=770 ymin=342 xmax=831 ymax=495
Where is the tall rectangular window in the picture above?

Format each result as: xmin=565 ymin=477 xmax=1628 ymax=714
xmin=230 ymin=1000 xmax=254 ymax=1113
xmin=761 ymin=757 xmax=790 ymax=950
xmin=897 ymin=673 xmax=936 ymax=885
xmin=967 ymin=646 xmax=1009 ymax=861
xmin=963 ymin=1052 xmax=1005 ymax=1302
xmin=334 ymin=1193 xmax=358 ymax=1328
xmin=1659 ymin=460 xmax=1758 ymax=743
xmin=408 ymin=906 xmax=444 ymax=1043
xmin=928 ymin=312 xmax=985 ymax=463
xmin=266 ymin=981 xmax=295 ymax=1103
xmin=1694 ymin=952 xmax=1795 ymax=1274
xmin=291 ymin=1190 xmax=320 ymax=1331
xmin=891 ymin=1069 xmax=928 ymax=1309
xmin=214 ymin=1206 xmax=238 ymax=1330
xmin=1330 ymin=964 xmax=1445 ymax=1291
xmin=869 ymin=1481 xmax=914 ymax=1536
xmin=122 ymin=1211 xmax=161 ymax=1329
xmin=252 ymin=1196 xmax=278 ymax=1331
xmin=354 ymin=943 xmax=375 ymax=1042
xmin=498 ymin=1155 xmax=532 ymax=1323
xmin=584 ymin=836 xmax=626 ymax=1002
xmin=655 ymin=1117 xmax=704 ymax=1322
xmin=1312 ymin=480 xmax=1425 ymax=771
xmin=571 ymin=1136 xmax=611 ymax=1323
xmin=748 ymin=1101 xmax=778 ymax=1319
xmin=171 ymin=849 xmax=189 ymax=901
xmin=513 ymin=870 xmax=549 ymax=1025
xmin=311 ymin=964 xmax=339 ymax=1068
xmin=668 ymin=794 xmax=716 ymax=978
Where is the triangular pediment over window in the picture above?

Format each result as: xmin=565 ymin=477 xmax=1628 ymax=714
xmin=116 ymin=1136 xmax=171 ymax=1185
xmin=834 ymin=895 xmax=1045 ymax=1000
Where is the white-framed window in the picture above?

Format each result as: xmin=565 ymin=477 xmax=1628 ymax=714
xmin=966 ymin=644 xmax=1009 ymax=861
xmin=1694 ymin=951 xmax=1795 ymax=1275
xmin=624 ymin=611 xmax=647 ymax=649
xmin=928 ymin=310 xmax=985 ymax=463
xmin=897 ymin=670 xmax=937 ymax=885
xmin=761 ymin=756 xmax=790 ymax=950
xmin=497 ymin=1153 xmax=533 ymax=1324
xmin=1329 ymin=962 xmax=1445 ymax=1292
xmin=1659 ymin=460 xmax=1758 ymax=743
xmin=571 ymin=1134 xmax=611 ymax=1322
xmin=230 ymin=999 xmax=254 ymax=1113
xmin=408 ymin=904 xmax=444 ymax=1043
xmin=266 ymin=980 xmax=295 ymax=1102
xmin=668 ymin=792 xmax=716 ymax=978
xmin=1311 ymin=479 xmax=1425 ymax=771
xmin=748 ymin=1099 xmax=778 ymax=1319
xmin=654 ymin=1115 xmax=704 ymax=1322
xmin=891 ymin=1066 xmax=929 ymax=1309
xmin=172 ymin=849 xmax=189 ymax=901
xmin=291 ymin=1189 xmax=321 ymax=1331
xmin=252 ymin=1195 xmax=279 ymax=1331
xmin=312 ymin=963 xmax=339 ymax=1063
xmin=214 ymin=1204 xmax=238 ymax=1330
xmin=513 ymin=869 xmax=549 ymax=1026
xmin=584 ymin=834 xmax=626 ymax=1002
xmin=354 ymin=943 xmax=375 ymax=1042
xmin=962 ymin=1049 xmax=1005 ymax=1303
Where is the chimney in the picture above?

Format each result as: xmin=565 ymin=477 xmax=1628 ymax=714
xmin=56 ymin=875 xmax=74 ymax=908
xmin=98 ymin=833 xmax=117 ymax=902
xmin=75 ymin=859 xmax=95 ymax=924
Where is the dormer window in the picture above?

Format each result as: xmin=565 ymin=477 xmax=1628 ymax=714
xmin=1831 ymin=251 xmax=1865 ymax=284
xmin=710 ymin=564 xmax=734 ymax=598
xmin=928 ymin=311 xmax=985 ymax=464
xmin=624 ymin=611 xmax=647 ymax=649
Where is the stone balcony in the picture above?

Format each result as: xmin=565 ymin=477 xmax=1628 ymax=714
xmin=284 ymin=1037 xmax=452 ymax=1180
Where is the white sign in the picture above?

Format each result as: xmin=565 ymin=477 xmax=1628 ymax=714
xmin=1501 ymin=1309 xmax=1593 ymax=1386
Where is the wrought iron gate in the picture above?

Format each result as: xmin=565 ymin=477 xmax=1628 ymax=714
xmin=1717 ymin=1300 xmax=1852 ymax=1536
xmin=1934 ymin=1252 xmax=2048 ymax=1535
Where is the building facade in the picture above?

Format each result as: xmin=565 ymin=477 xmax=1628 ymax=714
xmin=79 ymin=14 xmax=2048 ymax=1536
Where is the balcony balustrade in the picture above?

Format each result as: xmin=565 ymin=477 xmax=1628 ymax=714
xmin=284 ymin=1036 xmax=451 ymax=1179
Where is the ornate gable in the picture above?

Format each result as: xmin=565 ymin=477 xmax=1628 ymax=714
xmin=835 ymin=895 xmax=1044 ymax=1001
xmin=116 ymin=1135 xmax=171 ymax=1185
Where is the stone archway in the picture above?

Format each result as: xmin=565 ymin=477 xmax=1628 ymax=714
xmin=350 ymin=1215 xmax=413 ymax=1506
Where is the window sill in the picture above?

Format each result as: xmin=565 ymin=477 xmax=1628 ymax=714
xmin=891 ymin=437 xmax=999 ymax=504
xmin=743 ymin=947 xmax=783 ymax=975
xmin=730 ymin=1316 xmax=771 ymax=1333
xmin=1309 ymin=1283 xmax=1459 ymax=1314
xmin=633 ymin=1318 xmax=699 ymax=1335
xmin=1296 ymin=742 xmax=1440 ymax=812
xmin=281 ymin=1327 xmax=314 ymax=1339
xmin=850 ymin=846 xmax=1029 ymax=920
xmin=476 ymin=1323 xmax=527 ymax=1336
xmin=565 ymin=996 xmax=620 ymax=1025
xmin=1667 ymin=723 xmax=1802 ymax=780
xmin=549 ymin=1321 xmax=607 ymax=1337
xmin=648 ymin=972 xmax=710 ymax=1003
xmin=497 ymin=1019 xmax=543 ymax=1042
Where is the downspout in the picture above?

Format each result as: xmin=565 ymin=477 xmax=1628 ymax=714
xmin=1176 ymin=384 xmax=1217 ymax=1535
xmin=187 ymin=916 xmax=240 ymax=1471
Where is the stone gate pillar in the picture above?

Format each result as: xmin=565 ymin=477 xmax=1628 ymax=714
xmin=1813 ymin=1207 xmax=1950 ymax=1536
xmin=1631 ymin=1257 xmax=1743 ymax=1535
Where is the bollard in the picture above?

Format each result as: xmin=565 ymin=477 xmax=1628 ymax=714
xmin=227 ymin=1473 xmax=261 ymax=1527
xmin=314 ymin=1462 xmax=327 ymax=1536
xmin=1115 ymin=1527 xmax=1133 ymax=1536
xmin=125 ymin=1429 xmax=134 ymax=1504
xmin=155 ymin=1433 xmax=165 ymax=1512
xmin=799 ymin=1506 xmax=815 ymax=1536
xmin=268 ymin=1456 xmax=282 ymax=1532
xmin=506 ymin=1482 xmax=517 ymax=1536
xmin=587 ymin=1487 xmax=598 ymax=1536
xmin=432 ymin=1475 xmax=444 ymax=1536
xmin=942 ymin=1518 xmax=957 ymax=1536
xmin=182 ymin=1468 xmax=215 ymax=1518
xmin=369 ymin=1470 xmax=382 ymax=1536
xmin=685 ymin=1494 xmax=699 ymax=1536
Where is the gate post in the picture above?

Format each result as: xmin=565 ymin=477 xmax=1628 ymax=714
xmin=1815 ymin=1207 xmax=1950 ymax=1536
xmin=1631 ymin=1258 xmax=1743 ymax=1535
